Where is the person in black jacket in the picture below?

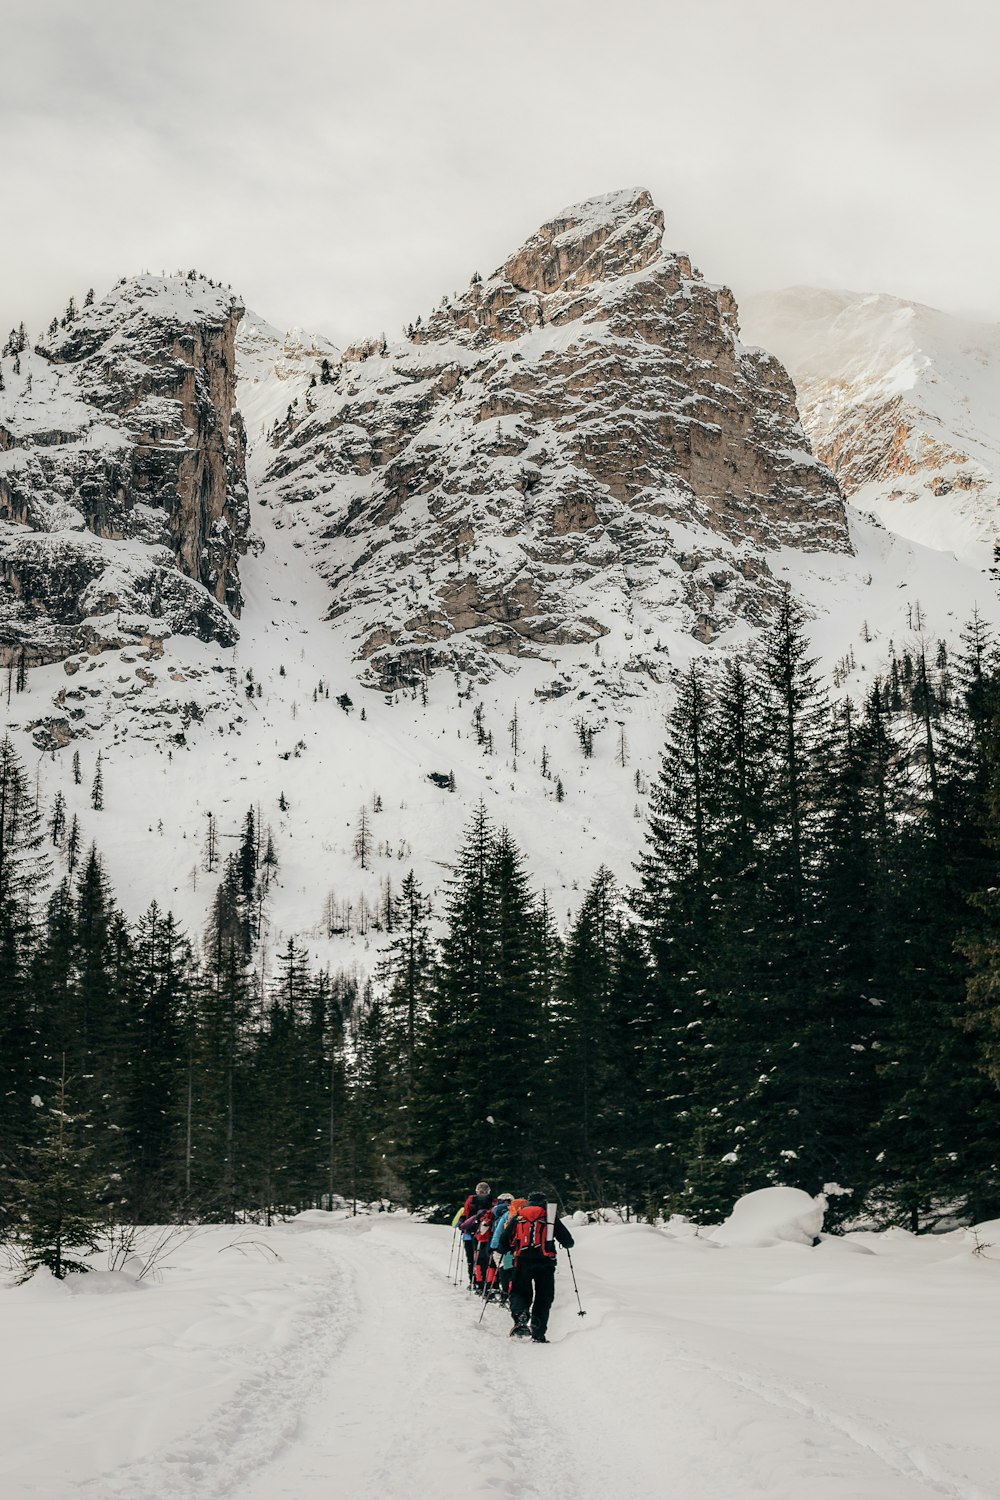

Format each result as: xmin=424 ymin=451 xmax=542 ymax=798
xmin=498 ymin=1191 xmax=574 ymax=1342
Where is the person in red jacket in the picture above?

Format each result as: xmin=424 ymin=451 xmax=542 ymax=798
xmin=498 ymin=1191 xmax=574 ymax=1342
xmin=459 ymin=1195 xmax=500 ymax=1295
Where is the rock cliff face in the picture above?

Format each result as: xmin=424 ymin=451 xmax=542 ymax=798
xmin=0 ymin=275 xmax=250 ymax=665
xmin=259 ymin=189 xmax=846 ymax=688
xmin=742 ymin=287 xmax=1000 ymax=569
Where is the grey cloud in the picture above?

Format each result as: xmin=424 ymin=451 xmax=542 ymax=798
xmin=3 ymin=0 xmax=998 ymax=344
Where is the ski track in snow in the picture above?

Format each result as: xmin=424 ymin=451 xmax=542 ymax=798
xmin=71 ymin=1219 xmax=998 ymax=1500
xmin=77 ymin=1232 xmax=356 ymax=1500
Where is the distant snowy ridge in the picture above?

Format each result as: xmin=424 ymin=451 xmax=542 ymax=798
xmin=743 ymin=286 xmax=1000 ymax=568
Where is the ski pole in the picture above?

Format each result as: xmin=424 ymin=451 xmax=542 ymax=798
xmin=565 ymin=1247 xmax=586 ymax=1317
xmin=447 ymin=1227 xmax=457 ymax=1281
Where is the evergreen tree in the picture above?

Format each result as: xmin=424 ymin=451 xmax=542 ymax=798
xmin=19 ymin=1061 xmax=104 ymax=1279
xmin=91 ymin=751 xmax=104 ymax=811
xmin=188 ymin=856 xmax=255 ymax=1216
xmin=121 ymin=904 xmax=193 ymax=1219
xmin=0 ymin=737 xmax=48 ymax=1230
xmin=554 ymin=867 xmax=644 ymax=1207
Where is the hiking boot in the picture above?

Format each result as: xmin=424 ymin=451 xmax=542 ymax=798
xmin=509 ymin=1322 xmax=531 ymax=1337
xmin=531 ymin=1332 xmax=548 ymax=1343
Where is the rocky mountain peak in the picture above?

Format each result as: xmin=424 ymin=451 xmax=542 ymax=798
xmin=499 ymin=186 xmax=663 ymax=295
xmin=413 ymin=187 xmax=669 ymax=347
xmin=261 ymin=188 xmax=847 ymax=692
xmin=1 ymin=272 xmax=250 ymax=668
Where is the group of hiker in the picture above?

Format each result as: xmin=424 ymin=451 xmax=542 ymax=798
xmin=451 ymin=1180 xmax=576 ymax=1342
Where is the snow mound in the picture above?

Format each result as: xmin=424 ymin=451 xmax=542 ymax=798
xmin=710 ymin=1186 xmax=826 ymax=1248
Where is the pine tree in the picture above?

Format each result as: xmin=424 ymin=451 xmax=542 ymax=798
xmin=0 ymin=738 xmax=48 ymax=1229
xmin=188 ymin=856 xmax=255 ymax=1215
xmin=121 ymin=904 xmax=193 ymax=1219
xmin=90 ymin=752 xmax=104 ymax=810
xmin=19 ymin=1060 xmax=104 ymax=1279
xmin=354 ymin=805 xmax=372 ymax=869
xmin=49 ymin=790 xmax=66 ymax=846
xmin=378 ymin=871 xmax=432 ymax=1097
xmin=237 ymin=807 xmax=257 ymax=902
xmin=66 ymin=813 xmax=80 ymax=874
xmin=554 ymin=867 xmax=632 ymax=1204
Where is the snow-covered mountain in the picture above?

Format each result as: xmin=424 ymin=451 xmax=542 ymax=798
xmin=0 ymin=275 xmax=250 ymax=674
xmin=742 ymin=287 xmax=1000 ymax=569
xmin=3 ymin=193 xmax=999 ymax=960
xmin=258 ymin=187 xmax=847 ymax=690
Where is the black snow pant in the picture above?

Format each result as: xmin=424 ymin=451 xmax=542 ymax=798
xmin=509 ymin=1256 xmax=556 ymax=1337
xmin=463 ymin=1237 xmax=476 ymax=1282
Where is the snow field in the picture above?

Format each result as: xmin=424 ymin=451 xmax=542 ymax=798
xmin=4 ymin=1214 xmax=1000 ymax=1499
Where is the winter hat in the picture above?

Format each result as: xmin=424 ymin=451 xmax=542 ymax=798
xmin=475 ymin=1181 xmax=491 ymax=1195
xmin=497 ymin=1192 xmax=514 ymax=1202
xmin=527 ymin=1192 xmax=548 ymax=1206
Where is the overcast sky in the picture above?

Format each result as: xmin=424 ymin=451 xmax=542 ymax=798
xmin=4 ymin=0 xmax=999 ymax=345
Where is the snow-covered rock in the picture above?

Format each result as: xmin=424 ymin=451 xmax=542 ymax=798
xmin=710 ymin=1186 xmax=826 ymax=1247
xmin=742 ymin=286 xmax=1000 ymax=569
xmin=258 ymin=187 xmax=846 ymax=691
xmin=0 ymin=274 xmax=249 ymax=667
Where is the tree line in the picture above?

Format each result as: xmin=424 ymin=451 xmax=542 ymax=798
xmin=4 ymin=595 xmax=1000 ymax=1273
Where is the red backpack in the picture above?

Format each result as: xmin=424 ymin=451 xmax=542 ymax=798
xmin=474 ymin=1208 xmax=495 ymax=1243
xmin=510 ymin=1204 xmax=554 ymax=1258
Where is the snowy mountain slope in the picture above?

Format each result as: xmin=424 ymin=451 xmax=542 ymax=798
xmin=742 ymin=287 xmax=1000 ymax=568
xmin=3 ymin=1213 xmax=1000 ymax=1500
xmin=4 ymin=456 xmax=996 ymax=977
xmin=236 ymin=312 xmax=338 ymax=468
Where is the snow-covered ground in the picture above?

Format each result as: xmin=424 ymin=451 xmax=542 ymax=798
xmin=3 ymin=1211 xmax=999 ymax=1500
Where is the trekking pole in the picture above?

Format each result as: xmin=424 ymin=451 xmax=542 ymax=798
xmin=447 ymin=1227 xmax=457 ymax=1282
xmin=565 ymin=1247 xmax=586 ymax=1317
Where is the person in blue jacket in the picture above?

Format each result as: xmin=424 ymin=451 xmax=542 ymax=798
xmin=490 ymin=1193 xmax=517 ymax=1304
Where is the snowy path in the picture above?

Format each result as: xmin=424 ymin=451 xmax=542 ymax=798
xmin=3 ymin=1215 xmax=1000 ymax=1500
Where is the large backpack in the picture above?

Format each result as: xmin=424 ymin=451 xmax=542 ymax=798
xmin=474 ymin=1207 xmax=495 ymax=1243
xmin=510 ymin=1203 xmax=554 ymax=1259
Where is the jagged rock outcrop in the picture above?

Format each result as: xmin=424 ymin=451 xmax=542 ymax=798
xmin=0 ymin=275 xmax=250 ymax=665
xmin=259 ymin=188 xmax=846 ymax=688
xmin=742 ymin=287 xmax=1000 ymax=569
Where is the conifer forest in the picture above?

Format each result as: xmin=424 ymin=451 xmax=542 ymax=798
xmin=4 ymin=596 xmax=1000 ymax=1263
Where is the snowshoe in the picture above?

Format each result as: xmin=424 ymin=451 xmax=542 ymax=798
xmin=531 ymin=1332 xmax=548 ymax=1343
xmin=509 ymin=1313 xmax=531 ymax=1338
